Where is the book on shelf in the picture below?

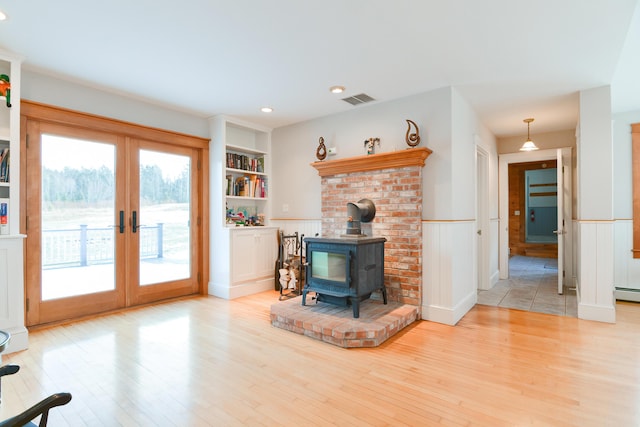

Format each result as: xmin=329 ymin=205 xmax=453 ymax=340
xmin=226 ymin=152 xmax=264 ymax=173
xmin=0 ymin=198 xmax=8 ymax=235
xmin=228 ymin=175 xmax=267 ymax=198
xmin=0 ymin=148 xmax=8 ymax=183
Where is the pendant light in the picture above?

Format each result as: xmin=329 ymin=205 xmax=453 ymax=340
xmin=520 ymin=118 xmax=539 ymax=151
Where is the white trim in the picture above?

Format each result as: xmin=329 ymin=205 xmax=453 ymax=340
xmin=422 ymin=291 xmax=477 ymax=326
xmin=476 ymin=144 xmax=491 ymax=291
xmin=209 ymin=277 xmax=274 ymax=300
xmin=578 ymin=301 xmax=616 ymax=323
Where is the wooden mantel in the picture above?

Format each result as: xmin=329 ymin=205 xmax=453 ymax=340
xmin=310 ymin=147 xmax=432 ymax=177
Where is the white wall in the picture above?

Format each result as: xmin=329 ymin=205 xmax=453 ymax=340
xmin=271 ymin=86 xmax=453 ymax=220
xmin=22 ymin=69 xmax=209 ymax=138
xmin=576 ymin=86 xmax=615 ymax=322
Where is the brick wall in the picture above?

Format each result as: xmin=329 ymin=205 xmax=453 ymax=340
xmin=319 ymin=166 xmax=423 ymax=306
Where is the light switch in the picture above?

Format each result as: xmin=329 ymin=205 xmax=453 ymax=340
xmin=514 ymin=210 xmax=520 ymax=216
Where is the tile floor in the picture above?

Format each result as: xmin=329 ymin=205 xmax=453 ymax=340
xmin=477 ymin=255 xmax=578 ymax=317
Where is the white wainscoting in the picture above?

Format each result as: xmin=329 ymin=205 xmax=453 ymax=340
xmin=576 ymin=221 xmax=615 ymax=323
xmin=613 ymin=219 xmax=640 ymax=301
xmin=269 ymin=219 xmax=322 ymax=241
xmin=422 ymin=220 xmax=477 ymax=325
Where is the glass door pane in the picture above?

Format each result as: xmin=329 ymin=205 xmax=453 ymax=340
xmin=41 ymin=134 xmax=116 ymax=300
xmin=138 ymin=149 xmax=191 ymax=286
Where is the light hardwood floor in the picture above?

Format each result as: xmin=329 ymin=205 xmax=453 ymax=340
xmin=1 ymin=291 xmax=639 ymax=426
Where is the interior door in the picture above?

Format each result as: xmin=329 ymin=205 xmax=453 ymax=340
xmin=555 ymin=149 xmax=565 ymax=294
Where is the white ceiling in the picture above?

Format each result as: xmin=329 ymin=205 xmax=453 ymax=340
xmin=0 ymin=0 xmax=639 ymax=137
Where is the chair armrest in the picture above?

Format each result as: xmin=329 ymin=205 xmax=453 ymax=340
xmin=0 ymin=392 xmax=72 ymax=427
xmin=0 ymin=365 xmax=19 ymax=378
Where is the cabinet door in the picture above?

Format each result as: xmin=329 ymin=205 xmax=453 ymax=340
xmin=230 ymin=230 xmax=258 ymax=284
xmin=254 ymin=228 xmax=277 ymax=278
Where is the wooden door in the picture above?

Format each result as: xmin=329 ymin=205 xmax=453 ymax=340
xmin=25 ymin=124 xmax=202 ymax=325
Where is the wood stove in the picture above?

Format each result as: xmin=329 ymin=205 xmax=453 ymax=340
xmin=302 ymin=236 xmax=387 ymax=318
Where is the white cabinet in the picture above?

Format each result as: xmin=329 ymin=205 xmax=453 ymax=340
xmin=230 ymin=227 xmax=277 ymax=285
xmin=209 ymin=116 xmax=276 ymax=299
xmin=0 ymin=49 xmax=27 ymax=355
xmin=0 ymin=238 xmax=27 ymax=355
xmin=209 ymin=226 xmax=278 ymax=299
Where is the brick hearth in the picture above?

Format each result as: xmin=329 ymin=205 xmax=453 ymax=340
xmin=270 ymin=296 xmax=419 ymax=348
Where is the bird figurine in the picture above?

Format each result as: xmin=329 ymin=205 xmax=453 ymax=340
xmin=0 ymin=74 xmax=11 ymax=108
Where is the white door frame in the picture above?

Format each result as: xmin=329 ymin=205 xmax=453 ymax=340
xmin=498 ymin=148 xmax=573 ymax=280
xmin=476 ymin=144 xmax=490 ymax=290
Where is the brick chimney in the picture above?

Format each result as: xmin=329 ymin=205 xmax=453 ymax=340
xmin=311 ymin=148 xmax=431 ymax=306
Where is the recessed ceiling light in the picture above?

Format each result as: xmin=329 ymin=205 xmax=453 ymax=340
xmin=330 ymin=86 xmax=345 ymax=94
xmin=0 ymin=10 xmax=7 ymax=21
xmin=261 ymin=106 xmax=273 ymax=113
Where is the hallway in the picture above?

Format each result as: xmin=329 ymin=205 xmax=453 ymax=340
xmin=477 ymin=255 xmax=578 ymax=317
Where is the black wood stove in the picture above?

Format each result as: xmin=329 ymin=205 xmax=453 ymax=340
xmin=302 ymin=236 xmax=387 ymax=318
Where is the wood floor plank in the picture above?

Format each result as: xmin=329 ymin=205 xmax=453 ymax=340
xmin=1 ymin=291 xmax=639 ymax=426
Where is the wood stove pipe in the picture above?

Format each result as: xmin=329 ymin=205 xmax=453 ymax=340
xmin=346 ymin=199 xmax=376 ymax=235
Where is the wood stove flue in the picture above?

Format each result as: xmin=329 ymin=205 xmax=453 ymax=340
xmin=345 ymin=198 xmax=376 ymax=236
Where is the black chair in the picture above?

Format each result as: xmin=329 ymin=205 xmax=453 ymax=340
xmin=0 ymin=364 xmax=72 ymax=427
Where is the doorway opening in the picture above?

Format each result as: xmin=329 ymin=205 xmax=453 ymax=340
xmin=498 ymin=148 xmax=573 ymax=297
xmin=508 ymin=160 xmax=558 ymax=258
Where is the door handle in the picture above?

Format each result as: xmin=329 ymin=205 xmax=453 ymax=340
xmin=119 ymin=210 xmax=125 ymax=233
xmin=553 ymin=229 xmax=565 ymax=235
xmin=132 ymin=210 xmax=138 ymax=233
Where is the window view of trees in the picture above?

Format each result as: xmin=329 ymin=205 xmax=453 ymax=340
xmin=41 ymin=164 xmax=189 ymax=206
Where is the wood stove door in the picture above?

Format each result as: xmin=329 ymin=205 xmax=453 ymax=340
xmin=305 ymin=244 xmax=351 ymax=293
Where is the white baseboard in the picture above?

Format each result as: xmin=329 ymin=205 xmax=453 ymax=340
xmin=2 ymin=326 xmax=28 ymax=355
xmin=422 ymin=291 xmax=477 ymax=326
xmin=578 ymin=302 xmax=616 ymax=323
xmin=490 ymin=269 xmax=500 ymax=286
xmin=209 ymin=277 xmax=274 ymax=300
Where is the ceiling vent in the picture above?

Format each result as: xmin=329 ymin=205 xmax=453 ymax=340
xmin=341 ymin=93 xmax=375 ymax=106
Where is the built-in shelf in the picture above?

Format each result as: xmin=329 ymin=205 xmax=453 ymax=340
xmin=311 ymin=147 xmax=433 ymax=177
xmin=226 ymin=144 xmax=266 ymax=156
xmin=226 ymin=167 xmax=267 ymax=177
xmin=226 ymin=195 xmax=268 ymax=201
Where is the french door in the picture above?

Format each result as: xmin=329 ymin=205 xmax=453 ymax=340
xmin=25 ymin=120 xmax=203 ymax=326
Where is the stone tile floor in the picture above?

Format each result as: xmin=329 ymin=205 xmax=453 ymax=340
xmin=477 ymin=255 xmax=577 ymax=317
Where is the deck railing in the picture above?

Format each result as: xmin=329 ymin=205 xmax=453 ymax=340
xmin=42 ymin=223 xmax=164 ymax=268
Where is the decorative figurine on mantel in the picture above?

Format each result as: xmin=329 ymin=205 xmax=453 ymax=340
xmin=0 ymin=74 xmax=11 ymax=108
xmin=405 ymin=119 xmax=420 ymax=147
xmin=316 ymin=136 xmax=327 ymax=161
xmin=364 ymin=137 xmax=380 ymax=155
